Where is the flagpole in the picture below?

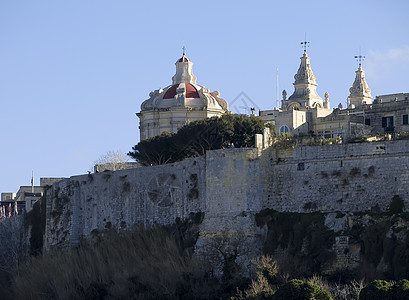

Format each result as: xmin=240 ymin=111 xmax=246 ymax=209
xmin=31 ymin=170 xmax=34 ymax=193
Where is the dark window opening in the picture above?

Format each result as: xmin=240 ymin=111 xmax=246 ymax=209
xmin=365 ymin=118 xmax=371 ymax=126
xmin=297 ymin=163 xmax=305 ymax=171
xmin=403 ymin=114 xmax=408 ymax=125
xmin=382 ymin=116 xmax=394 ymax=133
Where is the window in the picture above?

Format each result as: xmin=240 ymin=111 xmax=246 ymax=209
xmin=382 ymin=116 xmax=394 ymax=133
xmin=365 ymin=118 xmax=371 ymax=126
xmin=279 ymin=125 xmax=290 ymax=134
xmin=382 ymin=116 xmax=394 ymax=128
xmin=297 ymin=163 xmax=305 ymax=171
xmin=403 ymin=115 xmax=408 ymax=125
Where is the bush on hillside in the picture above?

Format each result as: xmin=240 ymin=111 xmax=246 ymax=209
xmin=273 ymin=279 xmax=332 ymax=300
xmin=359 ymin=279 xmax=409 ymax=300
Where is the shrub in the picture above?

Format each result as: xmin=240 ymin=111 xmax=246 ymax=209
xmin=273 ymin=279 xmax=332 ymax=300
xmin=243 ymin=255 xmax=280 ymax=298
xmin=392 ymin=279 xmax=409 ymax=299
xmin=359 ymin=280 xmax=391 ymax=300
xmin=360 ymin=279 xmax=409 ymax=299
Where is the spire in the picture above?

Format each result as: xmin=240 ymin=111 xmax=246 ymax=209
xmin=349 ymin=55 xmax=372 ymax=107
xmin=286 ymin=44 xmax=323 ymax=109
xmin=172 ymin=48 xmax=197 ymax=85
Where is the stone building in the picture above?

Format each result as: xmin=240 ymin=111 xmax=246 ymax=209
xmin=136 ymin=48 xmax=407 ymax=142
xmin=260 ymin=49 xmax=409 ymax=140
xmin=137 ymin=50 xmax=229 ymax=140
xmin=260 ymin=49 xmax=333 ymax=136
xmin=1 ymin=178 xmax=65 ymax=214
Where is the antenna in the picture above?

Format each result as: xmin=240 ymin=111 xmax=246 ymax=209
xmin=354 ymin=47 xmax=365 ymax=67
xmin=276 ymin=67 xmax=279 ymax=109
xmin=301 ymin=33 xmax=309 ymax=53
xmin=182 ymin=46 xmax=186 ymax=56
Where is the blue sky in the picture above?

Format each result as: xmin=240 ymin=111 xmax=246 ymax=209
xmin=1 ymin=0 xmax=408 ymax=192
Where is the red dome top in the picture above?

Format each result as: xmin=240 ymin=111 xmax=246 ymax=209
xmin=163 ymin=83 xmax=200 ymax=99
xmin=177 ymin=55 xmax=191 ymax=63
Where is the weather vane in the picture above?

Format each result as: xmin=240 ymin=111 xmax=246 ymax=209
xmin=182 ymin=46 xmax=186 ymax=56
xmin=354 ymin=48 xmax=365 ymax=67
xmin=301 ymin=33 xmax=309 ymax=53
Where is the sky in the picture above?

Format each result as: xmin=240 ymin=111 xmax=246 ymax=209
xmin=0 ymin=0 xmax=408 ymax=193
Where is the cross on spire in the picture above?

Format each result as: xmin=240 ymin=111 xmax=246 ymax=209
xmin=301 ymin=33 xmax=309 ymax=53
xmin=355 ymin=47 xmax=365 ymax=67
xmin=354 ymin=54 xmax=365 ymax=66
xmin=182 ymin=46 xmax=186 ymax=56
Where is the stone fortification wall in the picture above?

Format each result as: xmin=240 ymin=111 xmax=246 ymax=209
xmin=44 ymin=140 xmax=409 ymax=261
xmin=44 ymin=157 xmax=206 ymax=250
xmin=0 ymin=216 xmax=27 ymax=271
xmin=266 ymin=140 xmax=409 ymax=213
xmin=194 ymin=148 xmax=268 ymax=274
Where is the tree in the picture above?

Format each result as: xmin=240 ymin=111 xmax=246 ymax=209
xmin=93 ymin=150 xmax=131 ymax=172
xmin=128 ymin=132 xmax=176 ymax=166
xmin=128 ymin=114 xmax=267 ymax=166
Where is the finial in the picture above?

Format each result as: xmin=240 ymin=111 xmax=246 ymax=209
xmin=354 ymin=48 xmax=365 ymax=67
xmin=182 ymin=46 xmax=186 ymax=56
xmin=301 ymin=33 xmax=309 ymax=53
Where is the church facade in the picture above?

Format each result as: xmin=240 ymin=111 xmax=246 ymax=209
xmin=260 ymin=49 xmax=409 ymax=140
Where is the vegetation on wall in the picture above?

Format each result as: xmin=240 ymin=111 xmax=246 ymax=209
xmin=255 ymin=209 xmax=336 ymax=278
xmin=255 ymin=208 xmax=409 ymax=285
xmin=128 ymin=114 xmax=267 ymax=165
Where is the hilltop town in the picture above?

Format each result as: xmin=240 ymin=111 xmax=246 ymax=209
xmin=1 ymin=48 xmax=409 ymax=299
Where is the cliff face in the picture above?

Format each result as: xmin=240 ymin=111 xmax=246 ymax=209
xmin=5 ymin=140 xmax=409 ymax=277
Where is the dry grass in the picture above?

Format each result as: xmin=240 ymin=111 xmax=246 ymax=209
xmin=8 ymin=226 xmax=376 ymax=299
xmin=13 ymin=226 xmax=196 ymax=299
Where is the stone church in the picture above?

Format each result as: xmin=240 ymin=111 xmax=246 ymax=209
xmin=137 ymin=50 xmax=228 ymax=140
xmin=260 ymin=49 xmax=409 ymax=140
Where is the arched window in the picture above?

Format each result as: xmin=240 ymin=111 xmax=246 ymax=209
xmin=279 ymin=125 xmax=290 ymax=134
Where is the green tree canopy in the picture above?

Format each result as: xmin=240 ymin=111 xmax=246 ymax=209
xmin=128 ymin=114 xmax=267 ymax=166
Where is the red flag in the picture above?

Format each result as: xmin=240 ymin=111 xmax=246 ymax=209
xmin=8 ymin=203 xmax=11 ymax=217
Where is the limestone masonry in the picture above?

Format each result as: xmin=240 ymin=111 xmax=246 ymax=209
xmin=43 ymin=141 xmax=409 ymax=272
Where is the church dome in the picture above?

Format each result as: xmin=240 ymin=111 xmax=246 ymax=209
xmin=163 ymin=83 xmax=199 ymax=99
xmin=177 ymin=55 xmax=191 ymax=63
xmin=137 ymin=50 xmax=229 ymax=140
xmin=140 ymin=53 xmax=228 ymax=112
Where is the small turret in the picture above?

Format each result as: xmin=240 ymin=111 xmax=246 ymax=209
xmin=349 ymin=55 xmax=372 ymax=108
xmin=171 ymin=48 xmax=197 ymax=85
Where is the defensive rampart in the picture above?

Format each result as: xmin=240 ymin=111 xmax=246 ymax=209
xmin=42 ymin=140 xmax=409 ymax=274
